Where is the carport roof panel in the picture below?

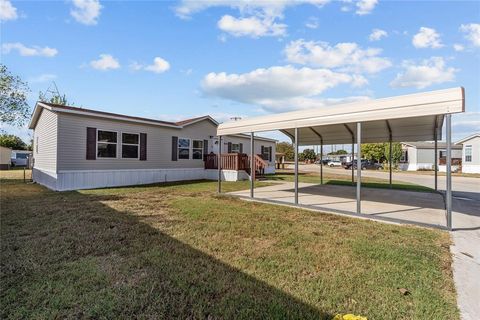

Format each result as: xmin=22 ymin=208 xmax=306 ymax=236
xmin=216 ymin=87 xmax=465 ymax=143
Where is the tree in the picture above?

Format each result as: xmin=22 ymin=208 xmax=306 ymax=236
xmin=328 ymin=149 xmax=348 ymax=155
xmin=361 ymin=143 xmax=385 ymax=162
xmin=0 ymin=64 xmax=30 ymax=126
xmin=39 ymin=82 xmax=71 ymax=105
xmin=300 ymin=148 xmax=316 ymax=161
xmin=0 ymin=134 xmax=28 ymax=150
xmin=384 ymin=142 xmax=403 ymax=165
xmin=276 ymin=141 xmax=294 ymax=161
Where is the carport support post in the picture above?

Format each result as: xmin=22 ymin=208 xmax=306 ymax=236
xmin=351 ymin=139 xmax=354 ymax=185
xmin=250 ymin=132 xmax=255 ymax=198
xmin=320 ymin=142 xmax=323 ymax=185
xmin=389 ymin=140 xmax=392 ymax=188
xmin=294 ymin=128 xmax=299 ymax=205
xmin=446 ymin=114 xmax=452 ymax=230
xmin=218 ymin=136 xmax=222 ymax=193
xmin=434 ymin=132 xmax=438 ymax=191
xmin=356 ymin=123 xmax=362 ymax=214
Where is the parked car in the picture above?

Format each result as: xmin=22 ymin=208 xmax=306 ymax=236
xmin=327 ymin=160 xmax=342 ymax=167
xmin=10 ymin=151 xmax=31 ymax=167
xmin=314 ymin=159 xmax=330 ymax=165
xmin=343 ymin=160 xmax=383 ymax=170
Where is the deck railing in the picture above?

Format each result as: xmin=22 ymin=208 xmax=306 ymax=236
xmin=204 ymin=153 xmax=267 ymax=172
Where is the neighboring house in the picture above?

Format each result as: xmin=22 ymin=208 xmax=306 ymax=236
xmin=456 ymin=133 xmax=480 ymax=174
xmin=0 ymin=146 xmax=12 ymax=170
xmin=11 ymin=150 xmax=32 ymax=167
xmin=28 ymin=102 xmax=276 ymax=191
xmin=399 ymin=142 xmax=462 ymax=171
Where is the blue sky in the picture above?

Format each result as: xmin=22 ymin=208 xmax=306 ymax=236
xmin=1 ymin=0 xmax=479 ymax=144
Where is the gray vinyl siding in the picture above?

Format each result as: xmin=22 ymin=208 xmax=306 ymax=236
xmin=33 ymin=109 xmax=57 ymax=172
xmin=57 ymin=113 xmax=217 ymax=171
xmin=416 ymin=148 xmax=434 ymax=164
xmin=222 ymin=135 xmax=276 ymax=165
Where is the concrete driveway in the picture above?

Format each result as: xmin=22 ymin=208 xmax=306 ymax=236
xmin=289 ymin=164 xmax=479 ymax=320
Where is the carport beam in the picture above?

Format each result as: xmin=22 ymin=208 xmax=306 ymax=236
xmin=294 ymin=128 xmax=299 ymax=205
xmin=218 ymin=136 xmax=222 ymax=193
xmin=446 ymin=115 xmax=452 ymax=230
xmin=356 ymin=122 xmax=362 ymax=214
xmin=250 ymin=132 xmax=255 ymax=198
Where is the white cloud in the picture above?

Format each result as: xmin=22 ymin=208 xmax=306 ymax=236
xmin=1 ymin=42 xmax=58 ymax=57
xmin=390 ymin=57 xmax=457 ymax=89
xmin=0 ymin=0 xmax=18 ymax=21
xmin=305 ymin=17 xmax=319 ymax=29
xmin=218 ymin=14 xmax=286 ymax=38
xmin=90 ymin=54 xmax=120 ymax=70
xmin=70 ymin=0 xmax=102 ymax=25
xmin=356 ymin=0 xmax=378 ymax=15
xmin=175 ymin=0 xmax=329 ymax=38
xmin=460 ymin=23 xmax=480 ymax=47
xmin=369 ymin=28 xmax=387 ymax=41
xmin=28 ymin=74 xmax=57 ymax=83
xmin=412 ymin=27 xmax=443 ymax=48
xmin=284 ymin=39 xmax=391 ymax=74
xmin=130 ymin=57 xmax=170 ymax=74
xmin=145 ymin=57 xmax=170 ymax=73
xmin=201 ymin=65 xmax=368 ymax=112
xmin=453 ymin=44 xmax=464 ymax=52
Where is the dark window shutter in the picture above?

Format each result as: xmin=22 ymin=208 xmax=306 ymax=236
xmin=203 ymin=139 xmax=208 ymax=161
xmin=239 ymin=143 xmax=243 ymax=153
xmin=269 ymin=146 xmax=272 ymax=161
xmin=227 ymin=142 xmax=232 ymax=153
xmin=140 ymin=133 xmax=147 ymax=161
xmin=86 ymin=127 xmax=96 ymax=160
xmin=261 ymin=146 xmax=265 ymax=159
xmin=172 ymin=136 xmax=178 ymax=161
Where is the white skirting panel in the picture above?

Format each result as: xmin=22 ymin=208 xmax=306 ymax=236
xmin=461 ymin=165 xmax=480 ymax=174
xmin=204 ymin=169 xmax=249 ymax=181
xmin=438 ymin=165 xmax=460 ymax=173
xmin=33 ymin=167 xmax=255 ymax=191
xmin=32 ymin=168 xmax=58 ymax=190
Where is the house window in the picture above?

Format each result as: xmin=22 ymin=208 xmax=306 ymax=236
xmin=97 ymin=130 xmax=117 ymax=158
xmin=178 ymin=138 xmax=190 ymax=159
xmin=262 ymin=147 xmax=271 ymax=161
xmin=439 ymin=150 xmax=446 ymax=158
xmin=231 ymin=143 xmax=240 ymax=153
xmin=465 ymin=145 xmax=472 ymax=162
xmin=192 ymin=140 xmax=203 ymax=160
xmin=122 ymin=133 xmax=139 ymax=158
xmin=36 ymin=137 xmax=39 ymax=154
xmin=400 ymin=150 xmax=408 ymax=162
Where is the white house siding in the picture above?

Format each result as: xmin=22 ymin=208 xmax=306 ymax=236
xmin=32 ymin=109 xmax=58 ymax=189
xmin=33 ymin=108 xmax=57 ymax=172
xmin=461 ymin=136 xmax=480 ymax=173
xmin=57 ymin=112 xmax=216 ymax=171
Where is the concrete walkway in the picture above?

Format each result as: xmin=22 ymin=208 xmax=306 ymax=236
xmin=232 ymin=168 xmax=480 ymax=319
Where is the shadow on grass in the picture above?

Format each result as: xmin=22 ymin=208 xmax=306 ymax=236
xmin=1 ymin=184 xmax=329 ymax=319
xmin=325 ymin=179 xmax=433 ymax=192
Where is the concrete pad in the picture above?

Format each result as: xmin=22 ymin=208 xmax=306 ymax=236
xmin=231 ymin=182 xmax=448 ymax=229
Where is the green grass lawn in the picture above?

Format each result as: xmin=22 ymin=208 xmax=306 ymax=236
xmin=267 ymin=170 xmax=433 ymax=192
xmin=1 ymin=171 xmax=458 ymax=319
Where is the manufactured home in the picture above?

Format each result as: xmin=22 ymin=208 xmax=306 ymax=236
xmin=28 ymin=102 xmax=276 ymax=191
xmin=456 ymin=133 xmax=480 ymax=173
xmin=399 ymin=141 xmax=462 ymax=172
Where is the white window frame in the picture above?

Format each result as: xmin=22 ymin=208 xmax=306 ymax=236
xmin=192 ymin=139 xmax=204 ymax=160
xmin=96 ymin=129 xmax=118 ymax=159
xmin=262 ymin=147 xmax=271 ymax=161
xmin=121 ymin=132 xmax=140 ymax=160
xmin=178 ymin=137 xmax=191 ymax=160
xmin=465 ymin=145 xmax=472 ymax=162
xmin=231 ymin=143 xmax=240 ymax=153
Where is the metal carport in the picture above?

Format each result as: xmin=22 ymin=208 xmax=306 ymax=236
xmin=216 ymin=87 xmax=465 ymax=230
